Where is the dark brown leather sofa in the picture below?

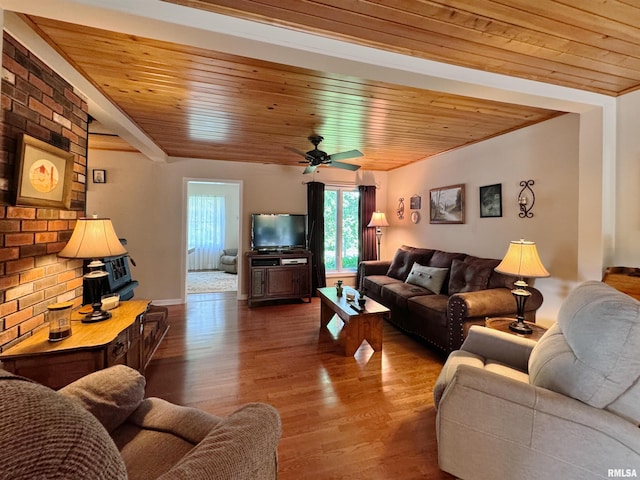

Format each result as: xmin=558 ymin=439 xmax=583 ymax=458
xmin=357 ymin=245 xmax=543 ymax=354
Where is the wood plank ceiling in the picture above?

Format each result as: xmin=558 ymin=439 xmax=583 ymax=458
xmin=22 ymin=1 xmax=640 ymax=171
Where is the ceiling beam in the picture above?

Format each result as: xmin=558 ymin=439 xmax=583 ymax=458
xmin=0 ymin=0 xmax=613 ymax=115
xmin=1 ymin=10 xmax=167 ymax=162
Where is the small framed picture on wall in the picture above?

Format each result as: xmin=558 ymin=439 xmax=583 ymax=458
xmin=479 ymin=183 xmax=502 ymax=218
xmin=93 ymin=169 xmax=106 ymax=184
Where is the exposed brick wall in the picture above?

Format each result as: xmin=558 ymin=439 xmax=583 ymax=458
xmin=0 ymin=33 xmax=87 ymax=352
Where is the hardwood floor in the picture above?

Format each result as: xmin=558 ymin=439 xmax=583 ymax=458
xmin=145 ymin=292 xmax=455 ymax=479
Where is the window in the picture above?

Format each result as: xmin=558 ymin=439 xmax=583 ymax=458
xmin=324 ymin=187 xmax=359 ymax=272
xmin=187 ymin=194 xmax=225 ymax=271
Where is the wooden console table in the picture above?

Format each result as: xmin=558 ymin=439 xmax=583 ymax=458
xmin=0 ymin=300 xmax=167 ymax=389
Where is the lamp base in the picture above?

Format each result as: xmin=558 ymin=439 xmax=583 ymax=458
xmin=82 ymin=307 xmax=112 ymax=323
xmin=508 ymin=320 xmax=533 ymax=334
xmin=509 ymin=285 xmax=533 ymax=334
xmin=82 ymin=267 xmax=110 ymax=323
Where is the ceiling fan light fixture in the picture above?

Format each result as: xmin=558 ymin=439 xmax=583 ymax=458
xmin=285 ymin=135 xmax=363 ymax=174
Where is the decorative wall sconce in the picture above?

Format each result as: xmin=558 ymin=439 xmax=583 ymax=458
xmin=518 ymin=180 xmax=536 ymax=218
xmin=397 ymin=197 xmax=405 ymax=219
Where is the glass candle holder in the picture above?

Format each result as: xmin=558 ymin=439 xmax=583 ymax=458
xmin=47 ymin=301 xmax=73 ymax=341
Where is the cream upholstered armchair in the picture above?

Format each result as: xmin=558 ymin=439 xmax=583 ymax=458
xmin=219 ymin=248 xmax=238 ymax=274
xmin=0 ymin=365 xmax=281 ymax=479
xmin=433 ymin=281 xmax=640 ymax=480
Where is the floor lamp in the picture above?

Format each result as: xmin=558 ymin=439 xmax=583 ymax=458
xmin=368 ymin=211 xmax=389 ymax=261
xmin=58 ymin=217 xmax=127 ymax=322
xmin=494 ymin=239 xmax=549 ymax=334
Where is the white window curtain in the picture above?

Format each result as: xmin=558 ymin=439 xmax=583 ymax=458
xmin=188 ymin=194 xmax=226 ymax=271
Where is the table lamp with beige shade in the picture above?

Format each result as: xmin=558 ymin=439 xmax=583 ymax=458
xmin=494 ymin=239 xmax=550 ymax=334
xmin=58 ymin=216 xmax=126 ymax=322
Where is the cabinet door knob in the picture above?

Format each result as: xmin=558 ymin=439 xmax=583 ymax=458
xmin=112 ymin=341 xmax=125 ymax=357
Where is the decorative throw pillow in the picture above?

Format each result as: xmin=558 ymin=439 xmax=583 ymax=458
xmin=448 ymin=259 xmax=492 ymax=295
xmin=386 ymin=246 xmax=414 ymax=280
xmin=405 ymin=263 xmax=449 ymax=294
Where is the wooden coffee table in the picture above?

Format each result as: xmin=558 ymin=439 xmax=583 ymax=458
xmin=317 ymin=287 xmax=390 ymax=356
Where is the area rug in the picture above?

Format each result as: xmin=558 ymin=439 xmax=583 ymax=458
xmin=187 ymin=270 xmax=237 ymax=293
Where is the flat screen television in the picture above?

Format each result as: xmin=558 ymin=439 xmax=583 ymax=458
xmin=251 ymin=213 xmax=307 ymax=252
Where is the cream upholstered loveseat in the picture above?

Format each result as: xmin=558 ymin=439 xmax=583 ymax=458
xmin=433 ymin=281 xmax=640 ymax=480
xmin=0 ymin=365 xmax=281 ymax=479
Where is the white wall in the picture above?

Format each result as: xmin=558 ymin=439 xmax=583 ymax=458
xmin=86 ymin=152 xmax=388 ymax=303
xmin=87 ymin=113 xmax=613 ymax=324
xmin=615 ymin=90 xmax=640 ymax=267
xmin=385 ymin=114 xmax=582 ymax=324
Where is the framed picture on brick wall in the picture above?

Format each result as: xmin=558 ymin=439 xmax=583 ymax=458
xmin=14 ymin=134 xmax=74 ymax=209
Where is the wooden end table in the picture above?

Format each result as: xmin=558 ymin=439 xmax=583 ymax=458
xmin=485 ymin=317 xmax=548 ymax=341
xmin=0 ymin=300 xmax=155 ymax=389
xmin=317 ymin=287 xmax=389 ymax=356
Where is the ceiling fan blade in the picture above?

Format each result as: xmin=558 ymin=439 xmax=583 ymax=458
xmin=330 ymin=160 xmax=361 ymax=171
xmin=328 ymin=149 xmax=363 ymax=161
xmin=285 ymin=146 xmax=310 ymax=159
xmin=303 ymin=165 xmax=318 ymax=174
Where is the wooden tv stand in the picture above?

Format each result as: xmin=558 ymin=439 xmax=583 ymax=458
xmin=246 ymin=251 xmax=312 ymax=307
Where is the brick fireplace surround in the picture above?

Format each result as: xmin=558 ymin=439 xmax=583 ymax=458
xmin=0 ymin=32 xmax=88 ymax=352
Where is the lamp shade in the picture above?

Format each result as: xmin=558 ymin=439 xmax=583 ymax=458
xmin=58 ymin=217 xmax=126 ymax=259
xmin=495 ymin=239 xmax=549 ymax=278
xmin=368 ymin=211 xmax=389 ymax=228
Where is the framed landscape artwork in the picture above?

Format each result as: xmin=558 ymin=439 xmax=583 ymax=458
xmin=14 ymin=134 xmax=74 ymax=209
xmin=479 ymin=183 xmax=502 ymax=218
xmin=430 ymin=184 xmax=465 ymax=224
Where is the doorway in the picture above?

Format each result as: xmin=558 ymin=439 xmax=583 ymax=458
xmin=185 ymin=180 xmax=241 ymax=297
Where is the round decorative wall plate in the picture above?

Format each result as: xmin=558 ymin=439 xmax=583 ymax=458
xmin=410 ymin=211 xmax=420 ymax=224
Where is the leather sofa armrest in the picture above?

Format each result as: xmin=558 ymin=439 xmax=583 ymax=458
xmin=447 ymin=288 xmax=517 ymax=352
xmin=449 ymin=288 xmax=519 ymax=318
xmin=158 ymin=402 xmax=282 ymax=480
xmin=358 ymin=260 xmax=391 ymax=275
xmin=357 ymin=260 xmax=391 ymax=288
xmin=460 ymin=325 xmax=536 ymax=371
xmin=447 ymin=287 xmax=543 ymax=352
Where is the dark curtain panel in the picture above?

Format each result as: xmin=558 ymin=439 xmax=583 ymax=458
xmin=307 ymin=181 xmax=326 ymax=293
xmin=358 ymin=185 xmax=377 ymax=264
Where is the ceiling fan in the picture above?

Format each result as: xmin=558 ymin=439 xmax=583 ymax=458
xmin=286 ymin=135 xmax=363 ymax=174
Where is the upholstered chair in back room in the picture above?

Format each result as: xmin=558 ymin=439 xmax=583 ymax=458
xmin=219 ymin=248 xmax=238 ymax=274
